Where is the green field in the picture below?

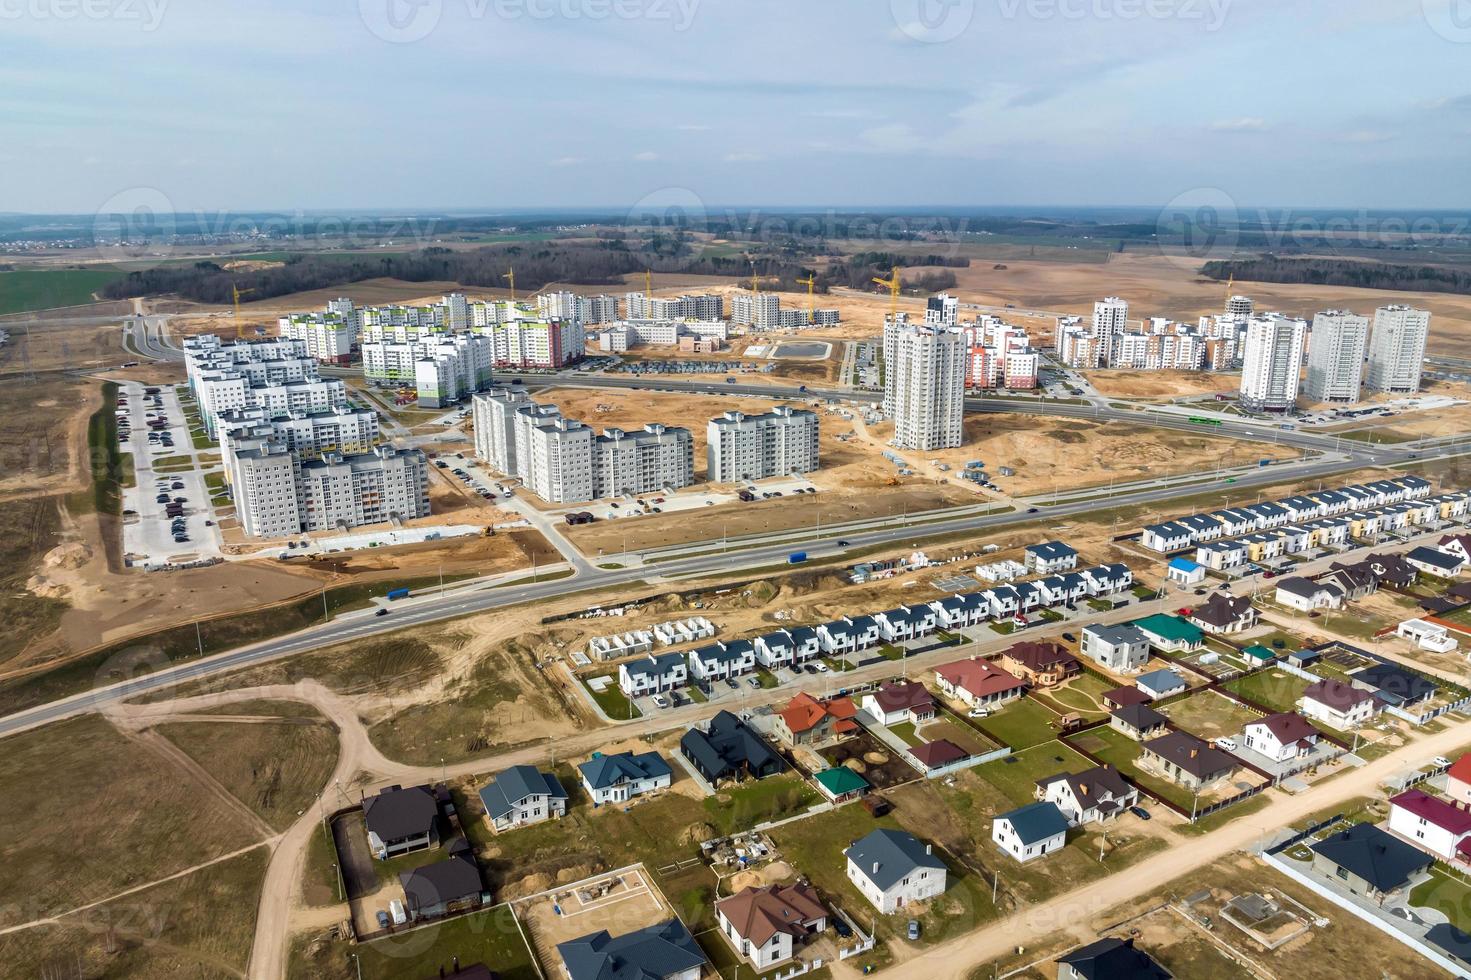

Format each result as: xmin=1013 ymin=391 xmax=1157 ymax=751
xmin=0 ymin=268 xmax=124 ymax=314
xmin=292 ymin=904 xmax=539 ymax=980
xmin=972 ymin=696 xmax=1061 ymax=749
xmin=972 ymin=741 xmax=1093 ymax=805
xmin=1223 ymin=669 xmax=1311 ymax=714
xmin=1070 ymin=724 xmax=1195 ymax=810
xmin=580 ymin=672 xmax=642 ymax=719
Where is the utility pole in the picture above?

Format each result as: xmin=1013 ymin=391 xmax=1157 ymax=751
xmin=194 ymin=620 xmax=203 ymax=658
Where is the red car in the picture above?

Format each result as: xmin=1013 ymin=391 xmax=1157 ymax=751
xmin=1176 ymin=607 xmax=1192 ymax=616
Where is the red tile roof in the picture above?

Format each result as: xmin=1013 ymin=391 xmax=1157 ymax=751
xmin=1391 ymin=789 xmax=1471 ymax=835
xmin=1447 ymin=754 xmax=1471 ymax=787
xmin=779 ymin=692 xmax=857 ymax=734
xmin=935 ymin=658 xmax=1025 ymax=699
xmin=869 ymin=680 xmax=935 ymax=714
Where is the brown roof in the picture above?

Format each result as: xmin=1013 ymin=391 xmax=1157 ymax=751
xmin=1037 ymin=765 xmax=1133 ymax=810
xmin=1190 ymin=593 xmax=1255 ymax=628
xmin=1002 ymin=640 xmax=1079 ymax=672
xmin=1142 ymin=731 xmax=1236 ymax=779
xmin=935 ymin=658 xmax=1025 ymax=699
xmin=1303 ymin=678 xmax=1375 ymax=712
xmin=1111 ymin=703 xmax=1167 ymax=731
xmin=869 ymin=680 xmax=935 ymax=714
xmin=1254 ymin=712 xmax=1318 ymax=745
xmin=716 ymin=883 xmax=826 ymax=947
xmin=910 ymin=739 xmax=968 ymax=768
xmin=779 ymin=693 xmax=857 ymax=734
xmin=1104 ymin=686 xmax=1150 ymax=708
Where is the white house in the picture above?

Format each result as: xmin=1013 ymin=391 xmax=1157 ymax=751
xmin=687 ymin=642 xmax=757 ymax=682
xmin=1196 ymin=539 xmax=1249 ymax=572
xmin=578 ymin=751 xmax=673 ymax=806
xmin=478 ymin=766 xmax=569 ymax=832
xmin=1388 ymin=789 xmax=1471 ymax=861
xmin=1142 ymin=521 xmax=1193 ymax=553
xmin=619 ymin=653 xmax=688 ymax=696
xmin=1167 ymin=557 xmax=1207 ymax=588
xmin=1241 ymin=712 xmax=1320 ymax=763
xmin=753 ymin=631 xmax=795 ymax=668
xmin=1439 ymin=534 xmax=1471 ymax=564
xmin=929 ymin=593 xmax=990 ymax=628
xmin=1300 ymin=679 xmax=1378 ymax=730
xmin=991 ymin=802 xmax=1069 ymax=863
xmin=1407 ymin=546 xmax=1465 ymax=579
xmin=1398 ymin=619 xmax=1459 ymax=654
xmin=1025 ymin=541 xmax=1078 ymax=574
xmin=715 ymin=883 xmax=827 ymax=969
xmin=844 ymin=829 xmax=947 ymax=914
xmin=1081 ymin=563 xmax=1133 ymax=596
xmin=861 ymin=680 xmax=936 ymax=726
xmin=1274 ymin=577 xmax=1344 ymax=612
xmin=1080 ymin=623 xmax=1151 ymax=673
xmin=933 ymin=658 xmax=1026 ymax=708
xmin=1035 ymin=766 xmax=1139 ymax=826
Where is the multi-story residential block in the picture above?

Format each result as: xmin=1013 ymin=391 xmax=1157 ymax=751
xmin=195 ymin=373 xmax=350 ymax=438
xmin=1304 ymin=310 xmax=1368 ymax=403
xmin=220 ymin=406 xmax=380 ymax=487
xmin=1239 ymin=313 xmax=1307 ymax=412
xmin=731 ymin=291 xmax=780 ymax=329
xmin=232 ymin=443 xmax=428 ymax=537
xmin=1366 ymin=305 xmax=1430 ymax=394
xmin=279 ymin=311 xmax=355 ymax=364
xmin=706 ymin=407 xmax=819 ymax=482
xmin=626 ymin=292 xmax=724 ymax=321
xmin=472 ymin=386 xmax=532 ymax=475
xmin=1092 ymin=297 xmax=1129 ymax=358
xmin=883 ymin=315 xmax=966 ymax=450
xmin=1227 ymin=294 xmax=1255 ymax=320
xmin=926 ymin=293 xmax=959 ymax=326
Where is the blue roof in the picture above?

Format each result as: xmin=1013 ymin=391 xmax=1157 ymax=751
xmin=578 ymin=751 xmax=672 ymax=790
xmin=1169 ymin=557 xmax=1202 ymax=572
xmin=1137 ymin=668 xmax=1184 ymax=692
xmin=997 ymin=801 xmax=1069 ymax=846
xmin=558 ymin=920 xmax=706 ymax=980
xmin=624 ymin=653 xmax=684 ymax=677
xmin=479 ymin=766 xmax=567 ymax=820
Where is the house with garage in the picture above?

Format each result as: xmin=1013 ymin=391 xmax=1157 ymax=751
xmin=679 ymin=711 xmax=783 ymax=785
xmin=1318 ymin=566 xmax=1378 ymax=602
xmin=1056 ymin=937 xmax=1172 ymax=980
xmin=1080 ymin=623 xmax=1151 ymax=673
xmin=1408 ymin=545 xmax=1466 ymax=579
xmin=823 ymin=614 xmax=881 ymax=654
xmin=1241 ymin=712 xmax=1320 ymax=763
xmin=999 ymin=640 xmax=1080 ymax=687
xmin=558 ymin=919 xmax=707 ymax=980
xmin=1196 ymin=539 xmax=1249 ymax=573
xmin=785 ymin=626 xmax=822 ymax=663
xmin=1356 ymin=552 xmax=1419 ymax=590
xmin=715 ymin=883 xmax=827 ymax=969
xmin=775 ymin=692 xmax=858 ymax=747
xmin=1389 ymin=789 xmax=1471 ymax=861
xmin=478 ymin=766 xmax=568 ymax=833
xmin=933 ymin=657 xmax=1025 ymax=708
xmin=1102 ymin=685 xmax=1151 ymax=710
xmin=1135 ymin=668 xmax=1187 ymax=701
xmin=619 ymin=652 xmax=689 ymax=696
xmin=986 ymin=585 xmax=1021 ymax=620
xmin=398 ymin=846 xmax=487 ymax=922
xmin=1025 ymin=540 xmax=1078 ymax=573
xmin=1035 ymin=765 xmax=1139 ymax=825
xmin=875 ymin=605 xmax=935 ymax=643
xmin=861 ymin=679 xmax=937 ymax=726
xmin=1140 ymin=731 xmax=1236 ymax=791
xmin=753 ymin=630 xmax=795 ymax=668
xmin=1187 ymin=593 xmax=1258 ymax=635
xmin=363 ymin=784 xmax=440 ymax=860
xmin=1142 ymin=520 xmax=1193 ymax=553
xmin=992 ymin=801 xmax=1069 ymax=863
xmin=1131 ymin=614 xmax=1203 ymax=654
xmin=578 ymin=751 xmax=673 ymax=806
xmin=1274 ymin=577 xmax=1345 ymax=612
xmin=688 ymin=640 xmax=758 ymax=683
xmin=1110 ymin=702 xmax=1169 ymax=741
xmin=844 ymin=828 xmax=948 ymax=913
xmin=1310 ymin=823 xmax=1432 ymax=907
xmin=1300 ymin=678 xmax=1379 ymax=730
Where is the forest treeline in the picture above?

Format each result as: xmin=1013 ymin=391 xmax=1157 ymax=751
xmin=1201 ymin=256 xmax=1471 ymax=296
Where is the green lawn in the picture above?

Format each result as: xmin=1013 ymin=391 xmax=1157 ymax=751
xmin=888 ymin=721 xmax=922 ymax=746
xmin=1070 ymin=725 xmax=1195 ymax=810
xmin=0 ymin=268 xmax=123 ymax=314
xmin=355 ymin=905 xmax=537 ymax=980
xmin=971 ymin=741 xmax=1092 ymax=806
xmin=702 ymin=773 xmax=820 ymax=835
xmin=1410 ymin=866 xmax=1471 ymax=933
xmin=1158 ymin=691 xmax=1260 ymax=741
xmin=972 ymin=697 xmax=1061 ymax=749
xmin=1223 ymin=669 xmax=1310 ymax=714
xmin=579 ymin=673 xmax=642 ymax=719
xmin=1030 ymin=672 xmax=1114 ymax=720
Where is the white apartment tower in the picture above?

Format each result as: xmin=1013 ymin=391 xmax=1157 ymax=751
xmin=472 ymin=387 xmax=532 ymax=476
xmin=1092 ymin=297 xmax=1130 ymax=357
xmin=232 ymin=444 xmax=429 ymax=538
xmin=1366 ymin=305 xmax=1430 ymax=394
xmin=1304 ymin=311 xmax=1367 ymax=404
xmin=883 ymin=316 xmax=966 ymax=451
xmin=1239 ymin=313 xmax=1307 ymax=412
xmin=706 ymin=407 xmax=820 ymax=483
xmin=926 ymin=293 xmax=960 ymax=326
xmin=1226 ymin=294 xmax=1255 ymax=320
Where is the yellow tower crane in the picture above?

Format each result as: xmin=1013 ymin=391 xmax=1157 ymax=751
xmin=503 ymin=267 xmax=516 ymax=302
xmin=796 ymin=273 xmax=817 ymax=319
xmin=871 ymin=266 xmax=901 ymax=318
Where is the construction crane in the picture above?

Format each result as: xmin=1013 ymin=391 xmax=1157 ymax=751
xmin=796 ymin=273 xmax=817 ymax=318
xmin=645 ymin=269 xmax=653 ymax=297
xmin=872 ymin=266 xmax=901 ymax=318
xmin=503 ymin=267 xmax=516 ymax=302
xmin=231 ymin=283 xmax=256 ymax=337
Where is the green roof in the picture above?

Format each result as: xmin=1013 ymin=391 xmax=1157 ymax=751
xmin=814 ymin=767 xmax=869 ymax=797
xmin=1131 ymin=614 xmax=1204 ymax=645
xmin=1243 ymin=645 xmax=1277 ymax=661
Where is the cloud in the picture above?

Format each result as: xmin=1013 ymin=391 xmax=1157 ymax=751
xmin=1335 ymin=129 xmax=1394 ymax=144
xmin=633 ymin=151 xmax=660 ymax=161
xmin=1210 ymin=117 xmax=1267 ymax=132
xmin=859 ymin=123 xmax=916 ymax=152
xmin=723 ymin=151 xmax=767 ymax=163
xmin=549 ymin=156 xmax=582 ymax=167
xmin=675 ymin=123 xmax=711 ymax=131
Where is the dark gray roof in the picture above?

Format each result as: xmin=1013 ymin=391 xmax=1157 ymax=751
xmin=679 ymin=711 xmax=782 ymax=780
xmin=1352 ymin=663 xmax=1436 ymax=705
xmin=1275 ymin=576 xmax=1338 ymax=600
xmin=363 ymin=785 xmax=438 ymax=842
xmin=1112 ymin=703 xmax=1167 ymax=731
xmin=1058 ymin=937 xmax=1171 ymax=979
xmin=844 ymin=828 xmax=945 ymax=890
xmin=579 ymin=751 xmax=672 ymax=790
xmin=1085 ymin=623 xmax=1149 ymax=646
xmin=1027 ymin=540 xmax=1077 ymax=559
xmin=1427 ymin=923 xmax=1471 ymax=964
xmin=1409 ymin=546 xmax=1463 ymax=572
xmin=624 ymin=653 xmax=686 ymax=677
xmin=399 ymin=852 xmax=483 ymax=912
xmin=1190 ymin=593 xmax=1255 ymax=628
xmin=558 ymin=919 xmax=706 ymax=980
xmin=788 ymin=625 xmax=819 ymax=645
xmin=996 ymin=801 xmax=1069 ymax=846
xmin=1142 ymin=732 xmax=1235 ymax=779
xmin=1311 ymin=824 xmax=1430 ymax=893
xmin=479 ymin=766 xmax=567 ymax=820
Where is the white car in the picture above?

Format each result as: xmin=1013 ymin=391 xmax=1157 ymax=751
xmin=651 ymin=694 xmax=670 ymax=709
xmin=813 ymin=662 xmax=829 ymax=673
xmin=967 ymin=706 xmax=991 ymax=718
xmin=1216 ymin=737 xmax=1237 ymax=751
xmin=1433 ymin=756 xmax=1453 ymax=769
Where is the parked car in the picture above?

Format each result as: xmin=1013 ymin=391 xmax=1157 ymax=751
xmin=1434 ymin=756 xmax=1453 ymax=769
xmin=376 ymin=910 xmax=391 ymax=930
xmin=1062 ymin=632 xmax=1076 ymax=643
xmin=651 ymin=694 xmax=670 ymax=709
xmin=747 ymin=677 xmax=761 ymax=689
xmin=1129 ymin=805 xmax=1151 ymax=820
xmin=813 ymin=662 xmax=829 ymax=673
xmin=907 ymin=920 xmax=921 ymax=941
xmin=724 ymin=678 xmax=738 ymax=690
xmin=967 ymin=706 xmax=991 ymax=718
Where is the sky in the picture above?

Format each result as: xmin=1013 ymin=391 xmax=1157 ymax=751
xmin=3 ymin=0 xmax=1471 ymax=213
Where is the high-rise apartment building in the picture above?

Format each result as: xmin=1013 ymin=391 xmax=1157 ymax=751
xmin=1239 ymin=313 xmax=1307 ymax=412
xmin=1366 ymin=305 xmax=1430 ymax=394
xmin=1303 ymin=311 xmax=1367 ymax=403
xmin=883 ymin=315 xmax=966 ymax=450
xmin=706 ymin=407 xmax=820 ymax=483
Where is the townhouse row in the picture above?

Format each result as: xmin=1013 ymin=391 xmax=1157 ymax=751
xmin=616 ymin=563 xmax=1133 ymax=695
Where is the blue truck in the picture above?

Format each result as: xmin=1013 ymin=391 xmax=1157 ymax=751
xmin=386 ymin=587 xmax=411 ymax=600
xmin=788 ymin=552 xmax=808 ymax=565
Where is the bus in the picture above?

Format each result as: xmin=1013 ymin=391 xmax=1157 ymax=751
xmin=1187 ymin=416 xmax=1224 ymax=427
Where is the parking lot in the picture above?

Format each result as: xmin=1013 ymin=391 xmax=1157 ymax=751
xmin=117 ymin=381 xmax=223 ymax=564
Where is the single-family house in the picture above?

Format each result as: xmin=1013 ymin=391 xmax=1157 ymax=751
xmin=1300 ymin=678 xmax=1378 ymax=730
xmin=1035 ymin=765 xmax=1139 ymax=825
xmin=620 ymin=652 xmax=689 ymax=696
xmin=1408 ymin=546 xmax=1465 ymax=579
xmin=754 ymin=630 xmax=795 ymax=668
xmin=786 ymin=626 xmax=822 ymax=663
xmin=1389 ymin=789 xmax=1471 ymax=861
xmin=1102 ymin=686 xmax=1151 ymax=710
xmin=909 ymin=739 xmax=969 ymax=771
xmin=1241 ymin=712 xmax=1320 ymax=763
xmin=1131 ymin=614 xmax=1203 ymax=653
xmin=558 ymin=920 xmax=707 ymax=980
xmin=1196 ymin=539 xmax=1249 ymax=573
xmin=1080 ymin=623 xmax=1151 ymax=673
xmin=1274 ymin=577 xmax=1344 ymax=612
xmin=687 ymin=641 xmax=756 ymax=682
xmin=680 ymin=711 xmax=784 ymax=785
xmin=1025 ymin=540 xmax=1078 ymax=574
xmin=478 ymin=766 xmax=568 ymax=833
xmin=1352 ymin=662 xmax=1437 ymax=707
xmin=1318 ymin=566 xmax=1378 ymax=602
xmin=929 ymin=592 xmax=990 ymax=628
xmin=1135 ymin=668 xmax=1187 ymax=701
xmin=991 ymin=801 xmax=1069 ymax=863
xmin=861 ymin=680 xmax=937 ymax=726
xmin=1167 ymin=557 xmax=1207 ymax=588
xmin=398 ymin=848 xmax=486 ymax=922
xmin=1142 ymin=521 xmax=1193 ymax=553
xmin=818 ymin=615 xmax=880 ymax=654
xmin=844 ymin=829 xmax=948 ymax=913
xmin=1439 ymin=534 xmax=1471 ymax=564
xmin=1359 ymin=553 xmax=1419 ymax=590
xmin=1081 ymin=563 xmax=1133 ymax=596
xmin=578 ymin=751 xmax=673 ymax=806
xmin=933 ymin=657 xmax=1025 ymax=708
xmin=775 ymin=693 xmax=858 ymax=747
xmin=1187 ymin=593 xmax=1259 ymax=635
xmin=363 ymin=784 xmax=440 ymax=860
xmin=1056 ymin=937 xmax=1172 ymax=980
xmin=1310 ymin=824 xmax=1432 ymax=907
xmin=1110 ymin=703 xmax=1168 ymax=741
xmin=715 ymin=883 xmax=827 ymax=969
xmin=998 ymin=640 xmax=1080 ymax=687
xmin=875 ymin=605 xmax=935 ymax=642
xmin=1140 ymin=731 xmax=1236 ymax=791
